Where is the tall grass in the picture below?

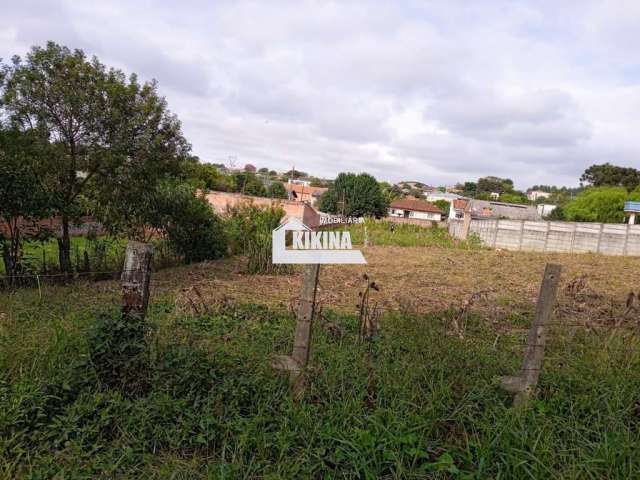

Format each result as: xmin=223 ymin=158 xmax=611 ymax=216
xmin=344 ymin=219 xmax=482 ymax=249
xmin=1 ymin=286 xmax=639 ymax=478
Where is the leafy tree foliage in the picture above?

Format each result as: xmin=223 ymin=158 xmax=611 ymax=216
xmin=267 ymin=182 xmax=287 ymax=199
xmin=284 ymin=169 xmax=308 ymax=179
xmin=564 ymin=187 xmax=632 ymax=223
xmin=318 ymin=172 xmax=388 ymax=217
xmin=182 ymin=159 xmax=234 ymax=192
xmin=499 ymin=192 xmax=528 ymax=205
xmin=433 ymin=199 xmax=450 ymax=216
xmin=379 ymin=182 xmax=402 ymax=205
xmin=152 ymin=182 xmax=227 ymax=262
xmin=2 ymin=42 xmax=189 ymax=272
xmin=0 ymin=126 xmax=51 ymax=279
xmin=462 ymin=181 xmax=477 ymax=198
xmin=580 ymin=163 xmax=640 ymax=191
xmin=232 ymin=172 xmax=267 ymax=196
xmin=477 ymin=176 xmax=514 ymax=195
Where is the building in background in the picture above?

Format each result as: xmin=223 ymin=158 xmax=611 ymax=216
xmin=204 ymin=191 xmax=321 ymax=228
xmin=388 ymin=197 xmax=443 ymax=222
xmin=536 ymin=203 xmax=557 ymax=218
xmin=284 ymin=182 xmax=327 ymax=206
xmin=527 ymin=190 xmax=552 ymax=201
xmin=450 ymin=199 xmax=541 ymax=221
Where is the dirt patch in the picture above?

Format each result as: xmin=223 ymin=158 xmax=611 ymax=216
xmin=151 ymin=246 xmax=640 ymax=327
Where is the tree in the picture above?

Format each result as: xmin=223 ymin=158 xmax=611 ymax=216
xmin=379 ymin=181 xmax=402 ymax=205
xmin=564 ymin=187 xmax=630 ymax=223
xmin=232 ymin=171 xmax=267 ymax=196
xmin=2 ymin=42 xmax=190 ymax=272
xmin=580 ymin=163 xmax=640 ymax=191
xmin=433 ymin=199 xmax=450 ymax=216
xmin=182 ymin=159 xmax=234 ymax=192
xmin=267 ymin=182 xmax=287 ymax=199
xmin=477 ymin=176 xmax=514 ymax=194
xmin=0 ymin=126 xmax=50 ymax=280
xmin=318 ymin=172 xmax=388 ymax=217
xmin=462 ymin=181 xmax=477 ymax=197
xmin=153 ymin=182 xmax=227 ymax=263
xmin=499 ymin=192 xmax=528 ymax=205
xmin=284 ymin=169 xmax=308 ymax=179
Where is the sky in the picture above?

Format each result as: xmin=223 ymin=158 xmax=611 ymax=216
xmin=2 ymin=0 xmax=640 ymax=189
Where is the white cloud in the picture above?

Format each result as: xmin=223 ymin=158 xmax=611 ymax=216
xmin=2 ymin=0 xmax=640 ymax=188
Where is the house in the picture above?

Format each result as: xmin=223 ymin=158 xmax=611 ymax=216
xmin=388 ymin=197 xmax=444 ymax=222
xmin=204 ymin=191 xmax=321 ymax=229
xmin=450 ymin=199 xmax=541 ymax=221
xmin=284 ymin=182 xmax=328 ymax=206
xmin=426 ymin=191 xmax=464 ymax=203
xmin=536 ymin=203 xmax=557 ymax=218
xmin=527 ymin=190 xmax=551 ymax=201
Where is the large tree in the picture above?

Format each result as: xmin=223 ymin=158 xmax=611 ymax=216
xmin=0 ymin=125 xmax=51 ymax=280
xmin=318 ymin=172 xmax=388 ymax=217
xmin=2 ymin=42 xmax=190 ymax=271
xmin=580 ymin=163 xmax=640 ymax=191
xmin=564 ymin=187 xmax=640 ymax=223
xmin=477 ymin=176 xmax=514 ymax=194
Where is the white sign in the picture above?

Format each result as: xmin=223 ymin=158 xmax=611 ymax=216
xmin=272 ymin=218 xmax=366 ymax=264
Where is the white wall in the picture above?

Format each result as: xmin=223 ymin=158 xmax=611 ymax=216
xmin=388 ymin=208 xmax=441 ymax=221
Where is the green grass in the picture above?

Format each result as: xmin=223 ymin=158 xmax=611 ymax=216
xmin=1 ymin=282 xmax=639 ymax=478
xmin=343 ymin=219 xmax=482 ymax=249
xmin=0 ymin=236 xmax=127 ymax=275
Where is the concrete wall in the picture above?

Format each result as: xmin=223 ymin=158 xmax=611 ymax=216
xmin=204 ymin=191 xmax=321 ymax=229
xmin=449 ymin=219 xmax=640 ymax=256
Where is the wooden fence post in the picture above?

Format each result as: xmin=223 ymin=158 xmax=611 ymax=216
xmin=121 ymin=241 xmax=153 ymax=319
xmin=501 ymin=263 xmax=562 ymax=407
xmin=364 ymin=224 xmax=369 ymax=248
xmin=272 ymin=263 xmax=321 ymax=398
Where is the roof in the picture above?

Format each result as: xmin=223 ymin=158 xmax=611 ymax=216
xmin=452 ymin=199 xmax=469 ymax=211
xmin=389 ymin=198 xmax=443 ymax=214
xmin=284 ymin=183 xmax=328 ymax=196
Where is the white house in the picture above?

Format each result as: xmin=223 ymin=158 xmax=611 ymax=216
xmin=388 ymin=198 xmax=443 ymax=222
xmin=527 ymin=190 xmax=552 ymax=201
xmin=536 ymin=203 xmax=557 ymax=217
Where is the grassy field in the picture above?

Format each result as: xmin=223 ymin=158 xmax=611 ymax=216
xmin=0 ymin=237 xmax=127 ymax=275
xmin=1 ymin=246 xmax=640 ymax=478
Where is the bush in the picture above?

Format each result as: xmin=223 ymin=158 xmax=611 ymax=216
xmin=225 ymin=205 xmax=291 ymax=274
xmin=155 ymin=182 xmax=227 ymax=263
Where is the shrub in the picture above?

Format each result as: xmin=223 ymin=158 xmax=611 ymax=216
xmin=155 ymin=182 xmax=227 ymax=263
xmin=225 ymin=205 xmax=291 ymax=274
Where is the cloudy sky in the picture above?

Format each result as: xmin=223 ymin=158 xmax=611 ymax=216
xmin=2 ymin=1 xmax=639 ymax=189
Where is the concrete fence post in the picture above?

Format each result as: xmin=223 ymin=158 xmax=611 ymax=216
xmin=517 ymin=220 xmax=525 ymax=251
xmin=461 ymin=210 xmax=472 ymax=240
xmin=272 ymin=264 xmax=321 ymax=398
xmin=596 ymin=223 xmax=604 ymax=254
xmin=121 ymin=241 xmax=153 ymax=319
xmin=500 ymin=263 xmax=562 ymax=407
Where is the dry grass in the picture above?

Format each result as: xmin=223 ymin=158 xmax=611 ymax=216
xmin=151 ymin=245 xmax=640 ymax=329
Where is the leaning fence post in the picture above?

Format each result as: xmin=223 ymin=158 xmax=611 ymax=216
xmin=500 ymin=263 xmax=562 ymax=407
xmin=461 ymin=209 xmax=472 ymax=240
xmin=272 ymin=263 xmax=321 ymax=398
xmin=121 ymin=241 xmax=153 ymax=319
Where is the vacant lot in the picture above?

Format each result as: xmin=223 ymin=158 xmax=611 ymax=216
xmin=1 ymin=246 xmax=639 ymax=478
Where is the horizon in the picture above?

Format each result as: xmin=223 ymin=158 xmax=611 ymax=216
xmin=2 ymin=1 xmax=640 ymax=189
